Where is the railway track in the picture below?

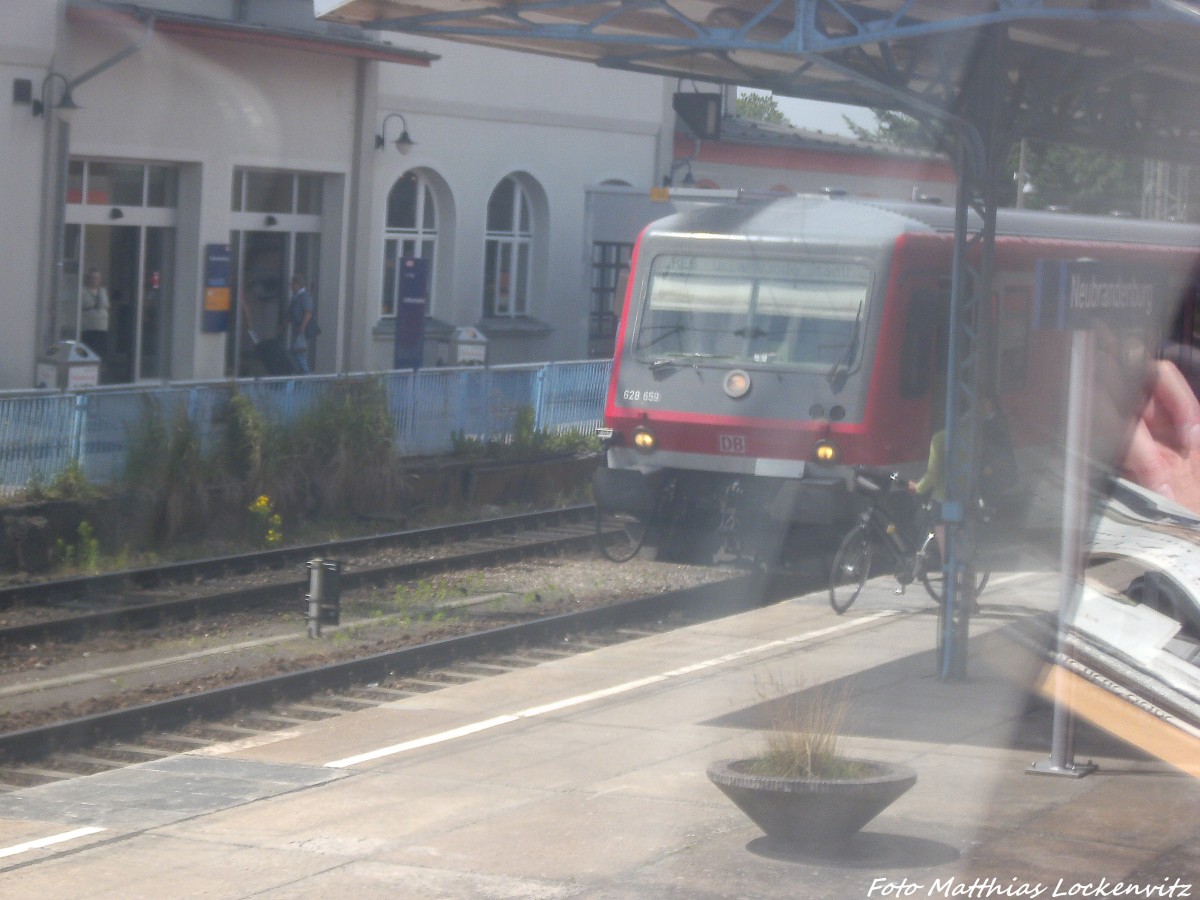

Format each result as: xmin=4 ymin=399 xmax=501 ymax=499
xmin=0 ymin=505 xmax=598 ymax=650
xmin=0 ymin=570 xmax=814 ymax=787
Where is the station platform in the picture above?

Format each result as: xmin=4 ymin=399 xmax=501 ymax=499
xmin=0 ymin=568 xmax=1197 ymax=898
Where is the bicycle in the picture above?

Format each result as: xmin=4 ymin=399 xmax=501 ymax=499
xmin=829 ymin=466 xmax=989 ymax=614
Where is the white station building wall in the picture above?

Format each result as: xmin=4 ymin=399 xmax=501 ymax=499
xmin=1 ymin=2 xmax=674 ymax=389
xmin=363 ymin=36 xmax=672 ymax=369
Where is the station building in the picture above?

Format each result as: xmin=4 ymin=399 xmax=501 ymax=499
xmin=3 ymin=1 xmax=954 ymax=390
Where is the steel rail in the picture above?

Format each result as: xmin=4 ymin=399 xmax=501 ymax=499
xmin=0 ymin=572 xmax=792 ymax=764
xmin=0 ymin=506 xmax=596 ymax=650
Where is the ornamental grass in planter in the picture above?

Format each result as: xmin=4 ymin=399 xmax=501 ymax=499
xmin=707 ymin=678 xmax=916 ymax=853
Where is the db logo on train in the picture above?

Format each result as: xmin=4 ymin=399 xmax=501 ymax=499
xmin=719 ymin=435 xmax=746 ymax=454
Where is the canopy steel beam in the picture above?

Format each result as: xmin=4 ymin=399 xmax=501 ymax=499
xmin=351 ymin=0 xmax=1196 ymax=55
xmin=327 ymin=0 xmax=1200 ymax=162
xmin=938 ymin=26 xmax=1007 ymax=681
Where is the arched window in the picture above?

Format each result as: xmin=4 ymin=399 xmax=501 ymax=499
xmin=382 ymin=170 xmax=438 ymax=317
xmin=483 ymin=176 xmax=533 ymax=317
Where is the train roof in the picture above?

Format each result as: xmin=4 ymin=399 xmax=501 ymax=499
xmin=642 ymin=193 xmax=1200 ymax=251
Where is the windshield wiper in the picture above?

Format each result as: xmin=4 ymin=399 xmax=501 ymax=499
xmin=649 ymin=352 xmax=730 ymax=370
xmin=734 ymin=326 xmax=768 ymax=339
xmin=826 ymin=303 xmax=863 ymax=389
xmin=641 ymin=324 xmax=685 ymax=349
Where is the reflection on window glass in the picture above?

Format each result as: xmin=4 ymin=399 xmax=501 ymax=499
xmin=483 ymin=177 xmax=533 ymax=318
xmin=297 ymin=175 xmax=323 ymax=215
xmin=112 ymin=163 xmax=144 ymax=206
xmin=88 ymin=162 xmax=144 ymax=206
xmin=387 ymin=173 xmax=418 ymax=230
xmin=636 ymin=254 xmax=870 ymax=367
xmin=381 ymin=171 xmax=438 ymax=318
xmin=67 ymin=160 xmax=84 ymax=205
xmin=146 ymin=166 xmax=178 ymax=208
xmin=382 ymin=238 xmax=399 ymax=317
xmin=245 ymin=171 xmax=293 ymax=213
xmin=68 ymin=162 xmax=179 ymax=209
xmin=487 ymin=182 xmax=514 ymax=232
xmin=59 ymin=224 xmax=82 ymax=340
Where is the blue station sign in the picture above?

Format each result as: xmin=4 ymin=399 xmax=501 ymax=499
xmin=1034 ymin=259 xmax=1163 ymax=331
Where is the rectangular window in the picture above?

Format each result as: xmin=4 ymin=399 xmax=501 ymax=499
xmin=589 ymin=241 xmax=632 ymax=357
xmin=232 ymin=169 xmax=324 ymax=216
xmin=244 ymin=171 xmax=293 ymax=214
xmin=146 ymin=166 xmax=178 ymax=208
xmin=382 ymin=238 xmax=399 ymax=317
xmin=900 ymin=289 xmax=942 ymax=398
xmin=636 ymin=255 xmax=870 ymax=368
xmin=67 ymin=160 xmax=85 ymax=205
xmin=296 ymin=175 xmax=323 ymax=215
xmin=66 ymin=162 xmax=180 ymax=210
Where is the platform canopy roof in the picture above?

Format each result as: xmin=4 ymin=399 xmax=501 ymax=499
xmin=316 ymin=0 xmax=1200 ymax=163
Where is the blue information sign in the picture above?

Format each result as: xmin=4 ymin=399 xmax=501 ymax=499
xmin=202 ymin=243 xmax=232 ymax=333
xmin=1034 ymin=259 xmax=1163 ymax=331
xmin=393 ymin=257 xmax=428 ymax=370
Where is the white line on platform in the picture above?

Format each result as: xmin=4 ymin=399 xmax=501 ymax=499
xmin=0 ymin=827 xmax=105 ymax=860
xmin=324 ymin=610 xmax=898 ymax=769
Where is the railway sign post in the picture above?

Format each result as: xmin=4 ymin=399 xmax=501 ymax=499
xmin=1029 ymin=259 xmax=1164 ymax=778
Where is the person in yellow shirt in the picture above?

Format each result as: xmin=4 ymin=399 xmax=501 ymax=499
xmin=910 ymin=428 xmax=946 ymax=555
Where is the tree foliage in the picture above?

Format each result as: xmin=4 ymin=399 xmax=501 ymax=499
xmin=1010 ymin=141 xmax=1141 ymax=215
xmin=845 ymin=109 xmax=941 ymax=150
xmin=736 ymin=91 xmax=791 ymax=126
xmin=847 ymin=108 xmax=1144 ymax=214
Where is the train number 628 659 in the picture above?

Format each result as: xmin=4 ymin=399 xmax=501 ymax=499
xmin=622 ymin=389 xmax=661 ymax=403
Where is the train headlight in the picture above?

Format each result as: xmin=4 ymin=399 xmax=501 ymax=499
xmin=632 ymin=426 xmax=656 ymax=453
xmin=813 ymin=439 xmax=839 ymax=465
xmin=724 ymin=369 xmax=751 ymax=399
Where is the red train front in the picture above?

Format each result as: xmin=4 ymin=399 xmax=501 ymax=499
xmin=593 ymin=193 xmax=1200 ymax=564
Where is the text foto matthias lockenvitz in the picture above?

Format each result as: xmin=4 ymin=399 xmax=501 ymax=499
xmin=867 ymin=876 xmax=1193 ymax=898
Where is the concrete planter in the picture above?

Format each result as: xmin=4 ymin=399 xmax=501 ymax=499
xmin=707 ymin=758 xmax=916 ymax=852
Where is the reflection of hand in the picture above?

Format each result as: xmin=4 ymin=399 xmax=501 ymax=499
xmin=1122 ymin=359 xmax=1200 ymax=512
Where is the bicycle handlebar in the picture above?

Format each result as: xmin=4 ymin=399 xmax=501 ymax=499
xmin=851 ymin=465 xmax=901 ymax=494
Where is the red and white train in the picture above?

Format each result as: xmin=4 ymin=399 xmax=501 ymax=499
xmin=593 ymin=193 xmax=1200 ymax=562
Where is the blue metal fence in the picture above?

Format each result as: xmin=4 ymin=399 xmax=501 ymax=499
xmin=0 ymin=361 xmax=611 ymax=498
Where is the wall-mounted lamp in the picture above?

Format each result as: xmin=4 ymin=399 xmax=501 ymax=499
xmin=264 ymin=215 xmax=277 ymax=227
xmin=109 ymin=207 xmax=124 ymax=220
xmin=374 ymin=112 xmax=415 ymax=155
xmin=31 ymin=71 xmax=79 ymax=118
xmin=662 ymin=158 xmax=694 ymax=188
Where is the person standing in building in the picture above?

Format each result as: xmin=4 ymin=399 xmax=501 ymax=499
xmin=287 ymin=273 xmax=314 ymax=375
xmin=80 ymin=268 xmax=111 ymax=366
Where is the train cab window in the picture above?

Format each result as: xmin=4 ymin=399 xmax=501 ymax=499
xmin=900 ymin=289 xmax=942 ymax=397
xmin=636 ymin=254 xmax=871 ymax=370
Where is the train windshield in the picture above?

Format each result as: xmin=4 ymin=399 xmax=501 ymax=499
xmin=635 ymin=254 xmax=871 ymax=369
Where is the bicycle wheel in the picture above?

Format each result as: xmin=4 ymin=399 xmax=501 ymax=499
xmin=830 ymin=526 xmax=872 ymax=614
xmin=595 ymin=505 xmax=648 ymax=562
xmin=920 ymin=538 xmax=990 ymax=605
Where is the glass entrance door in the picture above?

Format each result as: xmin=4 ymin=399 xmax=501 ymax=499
xmin=61 ymin=223 xmax=176 ymax=383
xmin=227 ymin=230 xmax=320 ymax=376
xmin=229 ymin=230 xmax=287 ymax=376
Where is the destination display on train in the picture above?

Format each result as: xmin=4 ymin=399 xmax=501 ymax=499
xmin=1034 ymin=259 xmax=1165 ymax=330
xmin=654 ymin=254 xmax=871 ymax=285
